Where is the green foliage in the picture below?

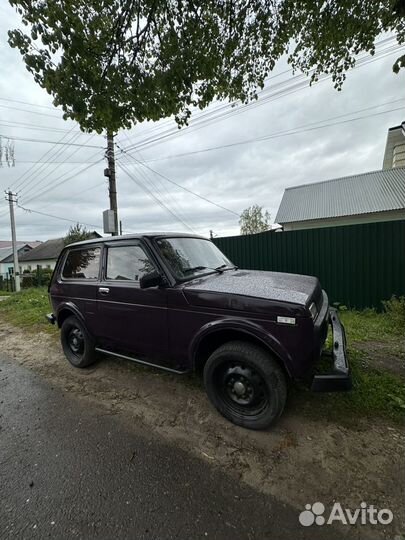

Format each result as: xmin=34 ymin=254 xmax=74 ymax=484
xmin=239 ymin=205 xmax=270 ymax=235
xmin=7 ymin=1 xmax=405 ymax=133
xmin=0 ymin=287 xmax=54 ymax=332
xmin=64 ymin=223 xmax=94 ymax=246
xmin=292 ymin=349 xmax=405 ymax=425
xmin=382 ymin=295 xmax=405 ymax=332
xmin=293 ymin=308 xmax=405 ymax=425
xmin=339 ymin=305 xmax=404 ymax=342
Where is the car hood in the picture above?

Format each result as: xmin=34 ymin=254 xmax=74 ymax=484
xmin=182 ymin=269 xmax=321 ymax=308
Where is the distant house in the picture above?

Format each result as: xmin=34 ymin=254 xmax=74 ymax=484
xmin=0 ymin=243 xmax=39 ymax=276
xmin=19 ymin=232 xmax=102 ymax=272
xmin=19 ymin=237 xmax=66 ymax=272
xmin=275 ymin=168 xmax=405 ymax=231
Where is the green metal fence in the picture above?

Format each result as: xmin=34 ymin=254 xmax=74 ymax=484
xmin=213 ymin=220 xmax=405 ymax=309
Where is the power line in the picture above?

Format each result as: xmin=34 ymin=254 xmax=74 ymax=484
xmin=21 ymin=159 xmax=104 ymax=205
xmin=19 ymin=132 xmax=85 ymax=196
xmin=17 ymin=203 xmax=101 ymax=229
xmin=121 ymin=42 xmax=404 ymax=154
xmin=12 ymin=126 xmax=79 ymax=192
xmin=0 ymin=133 xmax=104 ymax=148
xmin=118 ymin=160 xmax=197 ymax=233
xmin=4 ymin=159 xmax=104 ymax=164
xmin=0 ymin=97 xmax=59 ymax=110
xmin=21 ymin=133 xmax=97 ymax=199
xmin=0 ymin=104 xmax=63 ymax=118
xmin=116 ymin=144 xmax=240 ymax=217
xmin=0 ymin=120 xmax=81 ymax=134
xmin=121 ymin=131 xmax=195 ymax=230
xmin=131 ymin=100 xmax=405 ymax=164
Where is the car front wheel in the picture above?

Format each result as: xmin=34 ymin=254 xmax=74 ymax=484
xmin=60 ymin=315 xmax=97 ymax=368
xmin=203 ymin=341 xmax=287 ymax=430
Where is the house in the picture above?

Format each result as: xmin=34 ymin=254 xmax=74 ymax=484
xmin=19 ymin=232 xmax=102 ymax=272
xmin=19 ymin=237 xmax=66 ymax=272
xmin=383 ymin=123 xmax=405 ymax=169
xmin=275 ymin=168 xmax=405 ymax=231
xmin=0 ymin=243 xmax=40 ymax=277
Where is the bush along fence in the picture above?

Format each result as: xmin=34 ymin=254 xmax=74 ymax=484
xmin=213 ymin=220 xmax=405 ymax=310
xmin=0 ymin=267 xmax=53 ymax=292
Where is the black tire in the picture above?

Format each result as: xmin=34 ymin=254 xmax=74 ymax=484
xmin=203 ymin=341 xmax=287 ymax=430
xmin=60 ymin=315 xmax=97 ymax=368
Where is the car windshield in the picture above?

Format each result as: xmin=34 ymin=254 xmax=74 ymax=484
xmin=155 ymin=237 xmax=234 ymax=280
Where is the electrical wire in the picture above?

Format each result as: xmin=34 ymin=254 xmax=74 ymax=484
xmin=0 ymin=120 xmax=82 ymax=134
xmin=130 ymin=100 xmax=405 ymax=164
xmin=120 ymin=131 xmax=195 ymax=229
xmin=21 ymin=133 xmax=97 ymax=199
xmin=17 ymin=203 xmax=101 ymax=229
xmin=12 ymin=126 xmax=79 ymax=192
xmin=0 ymin=97 xmax=59 ymax=110
xmin=118 ymin=159 xmax=197 ymax=233
xmin=0 ymin=133 xmax=104 ymax=148
xmin=21 ymin=159 xmax=104 ymax=206
xmin=121 ymin=41 xmax=404 ymax=154
xmin=18 ymin=132 xmax=86 ymax=197
xmin=117 ymin=145 xmax=240 ymax=217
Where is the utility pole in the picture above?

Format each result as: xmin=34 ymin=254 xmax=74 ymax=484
xmin=106 ymin=132 xmax=119 ymax=236
xmin=5 ymin=190 xmax=20 ymax=292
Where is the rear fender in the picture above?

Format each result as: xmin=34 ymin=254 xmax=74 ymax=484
xmin=56 ymin=302 xmax=85 ymax=328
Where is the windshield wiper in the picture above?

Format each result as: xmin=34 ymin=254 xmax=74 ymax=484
xmin=184 ymin=264 xmax=235 ymax=275
xmin=184 ymin=265 xmax=224 ymax=275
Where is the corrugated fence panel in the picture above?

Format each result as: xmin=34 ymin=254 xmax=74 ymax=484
xmin=214 ymin=220 xmax=405 ymax=309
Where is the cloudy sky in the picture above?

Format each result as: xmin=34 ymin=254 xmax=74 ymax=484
xmin=0 ymin=3 xmax=404 ymax=242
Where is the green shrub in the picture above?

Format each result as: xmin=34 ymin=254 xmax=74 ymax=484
xmin=22 ymin=275 xmax=34 ymax=288
xmin=382 ymin=295 xmax=405 ymax=333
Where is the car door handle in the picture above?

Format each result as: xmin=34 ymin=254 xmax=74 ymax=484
xmin=98 ymin=287 xmax=110 ymax=295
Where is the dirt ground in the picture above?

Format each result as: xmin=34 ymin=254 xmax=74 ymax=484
xmin=1 ymin=320 xmax=404 ymax=538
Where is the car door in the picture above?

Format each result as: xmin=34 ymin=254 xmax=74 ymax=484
xmin=95 ymin=241 xmax=169 ymax=365
xmin=54 ymin=245 xmax=102 ymax=336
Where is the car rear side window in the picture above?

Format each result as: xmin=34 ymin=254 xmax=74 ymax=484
xmin=62 ymin=248 xmax=100 ymax=279
xmin=106 ymin=245 xmax=154 ymax=282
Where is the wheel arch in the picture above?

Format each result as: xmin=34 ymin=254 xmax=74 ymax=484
xmin=190 ymin=320 xmax=293 ymax=378
xmin=56 ymin=302 xmax=85 ymax=328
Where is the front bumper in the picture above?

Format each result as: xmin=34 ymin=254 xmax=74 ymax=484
xmin=46 ymin=313 xmax=56 ymax=325
xmin=311 ymin=308 xmax=351 ymax=392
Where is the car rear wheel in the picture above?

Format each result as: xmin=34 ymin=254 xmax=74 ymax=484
xmin=203 ymin=341 xmax=287 ymax=430
xmin=61 ymin=315 xmax=97 ymax=368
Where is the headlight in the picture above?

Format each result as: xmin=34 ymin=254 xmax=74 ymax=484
xmin=309 ymin=301 xmax=318 ymax=320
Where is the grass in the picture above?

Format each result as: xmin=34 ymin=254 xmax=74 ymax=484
xmin=291 ymin=305 xmax=405 ymax=425
xmin=0 ymin=287 xmax=55 ymax=333
xmin=0 ymin=288 xmax=404 ymax=425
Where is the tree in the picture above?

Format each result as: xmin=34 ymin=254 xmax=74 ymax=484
xmin=239 ymin=205 xmax=271 ymax=235
xmin=64 ymin=224 xmax=94 ymax=246
xmin=7 ymin=1 xmax=405 ymax=134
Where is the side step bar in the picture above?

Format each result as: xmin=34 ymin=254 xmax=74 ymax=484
xmin=95 ymin=347 xmax=188 ymax=375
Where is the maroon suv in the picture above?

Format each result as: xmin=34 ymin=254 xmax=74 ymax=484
xmin=47 ymin=233 xmax=350 ymax=430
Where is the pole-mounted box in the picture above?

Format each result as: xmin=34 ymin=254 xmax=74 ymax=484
xmin=103 ymin=209 xmax=117 ymax=234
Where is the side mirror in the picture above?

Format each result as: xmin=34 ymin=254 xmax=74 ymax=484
xmin=140 ymin=269 xmax=164 ymax=289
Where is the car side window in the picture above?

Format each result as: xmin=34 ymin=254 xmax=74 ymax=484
xmin=106 ymin=245 xmax=155 ymax=282
xmin=62 ymin=248 xmax=100 ymax=279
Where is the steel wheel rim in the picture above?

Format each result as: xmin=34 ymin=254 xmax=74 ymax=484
xmin=68 ymin=327 xmax=84 ymax=357
xmin=214 ymin=362 xmax=269 ymax=418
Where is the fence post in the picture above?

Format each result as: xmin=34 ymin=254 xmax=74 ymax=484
xmin=36 ymin=265 xmax=42 ymax=287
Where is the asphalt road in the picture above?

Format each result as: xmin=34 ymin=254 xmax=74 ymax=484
xmin=0 ymin=354 xmax=338 ymax=540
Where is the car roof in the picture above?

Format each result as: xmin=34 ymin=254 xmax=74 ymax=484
xmin=66 ymin=232 xmax=208 ymax=248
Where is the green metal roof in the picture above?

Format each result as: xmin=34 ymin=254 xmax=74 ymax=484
xmin=275 ymin=168 xmax=405 ymax=224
